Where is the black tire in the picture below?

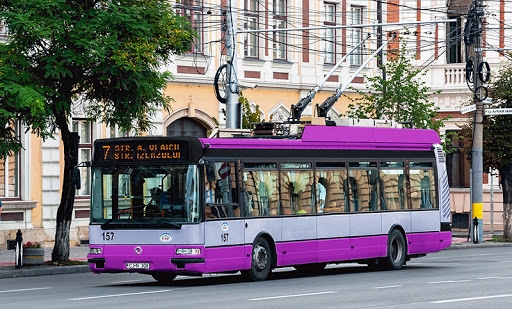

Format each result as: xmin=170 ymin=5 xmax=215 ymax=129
xmin=384 ymin=229 xmax=406 ymax=270
xmin=478 ymin=61 xmax=490 ymax=83
xmin=294 ymin=263 xmax=326 ymax=274
xmin=151 ymin=272 xmax=177 ymax=284
xmin=244 ymin=237 xmax=272 ymax=281
xmin=214 ymin=64 xmax=228 ymax=103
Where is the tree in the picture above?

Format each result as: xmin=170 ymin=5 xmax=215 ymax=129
xmin=0 ymin=0 xmax=194 ymax=261
xmin=459 ymin=59 xmax=512 ymax=239
xmin=220 ymin=91 xmax=262 ymax=129
xmin=240 ymin=92 xmax=262 ymax=129
xmin=345 ymin=39 xmax=448 ymax=131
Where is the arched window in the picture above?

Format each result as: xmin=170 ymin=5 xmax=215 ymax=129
xmin=166 ymin=118 xmax=206 ymax=137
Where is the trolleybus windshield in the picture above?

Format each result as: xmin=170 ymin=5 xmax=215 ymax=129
xmin=90 ymin=163 xmax=201 ymax=227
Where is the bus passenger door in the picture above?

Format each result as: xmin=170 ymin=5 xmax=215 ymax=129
xmin=204 ymin=219 xmax=245 ymax=273
xmin=203 ymin=161 xmax=245 ymax=273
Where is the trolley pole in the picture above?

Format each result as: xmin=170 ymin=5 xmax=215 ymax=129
xmin=470 ymin=0 xmax=485 ymax=243
xmin=225 ymin=0 xmax=240 ymax=129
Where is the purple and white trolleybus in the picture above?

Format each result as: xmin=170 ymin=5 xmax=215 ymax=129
xmin=87 ymin=124 xmax=452 ymax=283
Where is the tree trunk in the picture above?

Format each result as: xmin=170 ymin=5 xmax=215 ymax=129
xmin=500 ymin=165 xmax=512 ymax=240
xmin=52 ymin=113 xmax=80 ymax=262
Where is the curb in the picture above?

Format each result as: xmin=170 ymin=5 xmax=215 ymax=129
xmin=0 ymin=265 xmax=90 ymax=279
xmin=447 ymin=241 xmax=512 ymax=249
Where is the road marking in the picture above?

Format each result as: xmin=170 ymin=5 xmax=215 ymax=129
xmin=69 ymin=290 xmax=173 ymax=301
xmin=476 ymin=276 xmax=501 ymax=280
xmin=249 ymin=291 xmax=336 ymax=301
xmin=109 ymin=279 xmax=146 ymax=284
xmin=431 ymin=294 xmax=512 ymax=304
xmin=0 ymin=287 xmax=51 ymax=293
xmin=373 ymin=285 xmax=403 ymax=289
xmin=428 ymin=280 xmax=472 ymax=284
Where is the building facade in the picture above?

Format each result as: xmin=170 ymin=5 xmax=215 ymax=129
xmin=0 ymin=0 xmax=509 ymax=248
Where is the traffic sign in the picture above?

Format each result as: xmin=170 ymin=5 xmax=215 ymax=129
xmin=485 ymin=108 xmax=512 ymax=115
xmin=218 ymin=163 xmax=229 ymax=179
xmin=461 ymin=105 xmax=477 ymax=114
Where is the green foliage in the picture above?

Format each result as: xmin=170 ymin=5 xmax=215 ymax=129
xmin=0 ymin=0 xmax=195 ymax=260
xmin=344 ymin=39 xmax=448 ymax=131
xmin=460 ymin=59 xmax=512 ymax=171
xmin=240 ymin=92 xmax=261 ymax=129
xmin=0 ymin=0 xmax=195 ymax=159
xmin=220 ymin=91 xmax=261 ymax=129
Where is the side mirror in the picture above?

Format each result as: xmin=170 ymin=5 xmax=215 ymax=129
xmin=206 ymin=161 xmax=216 ymax=182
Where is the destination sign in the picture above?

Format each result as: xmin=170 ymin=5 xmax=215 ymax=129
xmin=93 ymin=139 xmax=189 ymax=162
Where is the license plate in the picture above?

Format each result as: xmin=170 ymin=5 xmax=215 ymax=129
xmin=126 ymin=262 xmax=150 ymax=270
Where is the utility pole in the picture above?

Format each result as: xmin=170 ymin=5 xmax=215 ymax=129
xmin=467 ymin=0 xmax=485 ymax=243
xmin=225 ymin=0 xmax=240 ymax=129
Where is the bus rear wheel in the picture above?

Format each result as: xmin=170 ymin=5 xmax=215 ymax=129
xmin=151 ymin=272 xmax=177 ymax=284
xmin=243 ymin=237 xmax=272 ymax=281
xmin=384 ymin=229 xmax=406 ymax=270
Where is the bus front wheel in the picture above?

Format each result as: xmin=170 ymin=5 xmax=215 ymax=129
xmin=151 ymin=272 xmax=177 ymax=284
xmin=385 ymin=229 xmax=406 ymax=270
xmin=243 ymin=237 xmax=272 ymax=281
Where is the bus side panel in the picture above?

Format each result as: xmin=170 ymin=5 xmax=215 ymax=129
xmin=407 ymin=232 xmax=440 ymax=254
xmin=244 ymin=218 xmax=282 ymax=268
xmin=350 ymin=213 xmax=385 ymax=259
xmin=381 ymin=212 xmax=412 ymax=235
xmin=317 ymin=214 xmax=351 ymax=262
xmin=350 ymin=236 xmax=387 ymax=260
xmin=204 ymin=220 xmax=246 ymax=273
xmin=439 ymin=231 xmax=452 ymax=250
xmin=280 ymin=216 xmax=317 ymax=266
xmin=318 ymin=238 xmax=351 ymax=263
xmin=411 ymin=210 xmax=440 ymax=232
xmin=203 ymin=246 xmax=246 ymax=273
xmin=409 ymin=210 xmax=443 ymax=254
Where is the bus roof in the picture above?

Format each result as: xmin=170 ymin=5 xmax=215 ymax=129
xmin=200 ymin=125 xmax=441 ymax=151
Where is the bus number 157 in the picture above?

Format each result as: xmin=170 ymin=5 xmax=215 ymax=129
xmin=102 ymin=232 xmax=114 ymax=241
xmin=221 ymin=233 xmax=229 ymax=242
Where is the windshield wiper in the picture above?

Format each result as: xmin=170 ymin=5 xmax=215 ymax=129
xmin=149 ymin=219 xmax=182 ymax=229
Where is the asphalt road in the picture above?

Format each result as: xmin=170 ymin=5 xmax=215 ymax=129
xmin=0 ymin=246 xmax=511 ymax=309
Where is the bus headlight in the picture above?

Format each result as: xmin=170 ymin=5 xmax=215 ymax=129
xmin=89 ymin=248 xmax=102 ymax=255
xmin=176 ymin=248 xmax=201 ymax=255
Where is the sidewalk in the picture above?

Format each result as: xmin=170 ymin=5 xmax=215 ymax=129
xmin=0 ymin=245 xmax=90 ymax=279
xmin=0 ymin=236 xmax=510 ymax=279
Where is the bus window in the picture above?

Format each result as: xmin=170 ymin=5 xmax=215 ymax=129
xmin=243 ymin=163 xmax=278 ymax=217
xmin=349 ymin=162 xmax=379 ymax=212
xmin=317 ymin=169 xmax=347 ymax=213
xmin=280 ymin=163 xmax=313 ymax=215
xmin=409 ymin=167 xmax=436 ymax=209
xmin=313 ymin=163 xmax=347 ymax=214
xmin=205 ymin=161 xmax=239 ymax=219
xmin=379 ymin=162 xmax=405 ymax=210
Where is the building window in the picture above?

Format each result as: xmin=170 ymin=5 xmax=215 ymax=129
xmin=166 ymin=118 xmax=207 ymax=137
xmin=0 ymin=122 xmax=20 ymax=198
xmin=273 ymin=0 xmax=287 ymax=60
xmin=0 ymin=156 xmax=19 ymax=198
xmin=177 ymin=0 xmax=203 ymax=54
xmin=447 ymin=16 xmax=462 ymax=64
xmin=446 ymin=130 xmax=470 ymax=187
xmin=244 ymin=0 xmax=259 ymax=58
xmin=72 ymin=120 xmax=92 ymax=196
xmin=109 ymin=126 xmax=129 ymax=138
xmin=350 ymin=6 xmax=364 ymax=66
xmin=324 ymin=3 xmax=336 ymax=64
